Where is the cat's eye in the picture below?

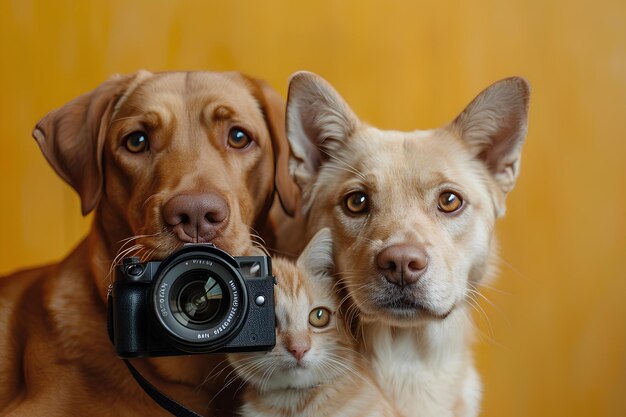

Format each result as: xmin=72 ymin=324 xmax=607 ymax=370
xmin=125 ymin=131 xmax=149 ymax=153
xmin=228 ymin=127 xmax=252 ymax=149
xmin=344 ymin=191 xmax=368 ymax=215
xmin=437 ymin=191 xmax=463 ymax=213
xmin=308 ymin=307 xmax=331 ymax=328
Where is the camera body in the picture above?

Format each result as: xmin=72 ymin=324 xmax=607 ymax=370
xmin=109 ymin=244 xmax=275 ymax=358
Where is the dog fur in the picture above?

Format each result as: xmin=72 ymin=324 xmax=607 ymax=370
xmin=0 ymin=70 xmax=298 ymax=417
xmin=276 ymin=71 xmax=530 ymax=417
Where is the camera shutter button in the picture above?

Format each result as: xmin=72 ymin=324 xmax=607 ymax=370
xmin=254 ymin=295 xmax=266 ymax=306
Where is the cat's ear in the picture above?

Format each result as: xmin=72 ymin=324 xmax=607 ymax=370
xmin=297 ymin=228 xmax=333 ymax=285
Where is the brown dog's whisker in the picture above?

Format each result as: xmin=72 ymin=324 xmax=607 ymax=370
xmin=264 ymin=246 xmax=299 ymax=258
xmin=141 ymin=194 xmax=161 ymax=210
xmin=116 ymin=232 xmax=161 ymax=249
xmin=107 ymin=243 xmax=145 ymax=278
xmin=251 ymin=243 xmax=270 ymax=258
xmin=248 ymin=231 xmax=270 ymax=257
xmin=248 ymin=226 xmax=267 ymax=246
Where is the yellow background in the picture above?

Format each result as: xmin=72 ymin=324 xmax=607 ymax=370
xmin=1 ymin=0 xmax=624 ymax=416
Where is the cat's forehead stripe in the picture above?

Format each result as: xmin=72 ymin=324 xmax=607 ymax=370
xmin=272 ymin=258 xmax=315 ymax=304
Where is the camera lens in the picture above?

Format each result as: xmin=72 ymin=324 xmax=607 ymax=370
xmin=151 ymin=246 xmax=248 ymax=352
xmin=173 ymin=272 xmax=228 ymax=327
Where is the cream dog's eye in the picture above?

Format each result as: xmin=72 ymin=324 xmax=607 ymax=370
xmin=438 ymin=191 xmax=463 ymax=213
xmin=125 ymin=131 xmax=149 ymax=153
xmin=309 ymin=307 xmax=331 ymax=328
xmin=228 ymin=128 xmax=252 ymax=149
xmin=344 ymin=191 xmax=368 ymax=214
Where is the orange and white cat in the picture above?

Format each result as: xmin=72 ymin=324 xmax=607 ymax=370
xmin=228 ymin=228 xmax=400 ymax=417
xmin=274 ymin=71 xmax=530 ymax=417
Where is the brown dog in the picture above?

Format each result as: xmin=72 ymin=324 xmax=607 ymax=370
xmin=0 ymin=70 xmax=298 ymax=417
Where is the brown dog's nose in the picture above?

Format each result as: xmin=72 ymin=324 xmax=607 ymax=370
xmin=376 ymin=244 xmax=428 ymax=288
xmin=163 ymin=193 xmax=229 ymax=243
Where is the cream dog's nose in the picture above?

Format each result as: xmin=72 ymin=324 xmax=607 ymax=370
xmin=376 ymin=244 xmax=428 ymax=288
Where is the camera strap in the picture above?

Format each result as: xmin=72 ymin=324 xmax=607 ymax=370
xmin=107 ymin=290 xmax=204 ymax=417
xmin=123 ymin=359 xmax=204 ymax=417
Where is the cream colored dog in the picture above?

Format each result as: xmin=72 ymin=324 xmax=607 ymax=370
xmin=278 ymin=71 xmax=530 ymax=417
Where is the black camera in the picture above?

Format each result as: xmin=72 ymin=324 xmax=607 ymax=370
xmin=108 ymin=244 xmax=275 ymax=358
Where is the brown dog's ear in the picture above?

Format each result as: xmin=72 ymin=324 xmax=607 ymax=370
xmin=32 ymin=72 xmax=149 ymax=215
xmin=248 ymin=78 xmax=300 ymax=217
xmin=286 ymin=71 xmax=360 ymax=189
xmin=449 ymin=77 xmax=530 ymax=198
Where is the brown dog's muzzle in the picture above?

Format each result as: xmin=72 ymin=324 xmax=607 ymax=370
xmin=163 ymin=192 xmax=230 ymax=243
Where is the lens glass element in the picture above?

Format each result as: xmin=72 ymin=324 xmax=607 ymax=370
xmin=170 ymin=270 xmax=230 ymax=329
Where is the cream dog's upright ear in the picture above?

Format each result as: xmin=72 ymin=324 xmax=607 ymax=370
xmin=32 ymin=71 xmax=150 ymax=215
xmin=286 ymin=71 xmax=360 ymax=190
xmin=449 ymin=77 xmax=530 ymax=213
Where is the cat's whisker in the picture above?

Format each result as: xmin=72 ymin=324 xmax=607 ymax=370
xmin=207 ymin=363 xmax=250 ymax=405
xmin=257 ymin=362 xmax=280 ymax=394
xmin=324 ymin=354 xmax=362 ymax=379
xmin=197 ymin=358 xmax=232 ymax=390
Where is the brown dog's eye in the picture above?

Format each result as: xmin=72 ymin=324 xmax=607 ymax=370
xmin=309 ymin=307 xmax=331 ymax=328
xmin=344 ymin=191 xmax=368 ymax=214
xmin=438 ymin=191 xmax=463 ymax=213
xmin=125 ymin=131 xmax=148 ymax=153
xmin=228 ymin=128 xmax=252 ymax=149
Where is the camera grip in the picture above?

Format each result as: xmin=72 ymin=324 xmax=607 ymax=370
xmin=112 ymin=283 xmax=150 ymax=357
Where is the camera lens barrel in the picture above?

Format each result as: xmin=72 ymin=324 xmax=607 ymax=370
xmin=150 ymin=246 xmax=249 ymax=353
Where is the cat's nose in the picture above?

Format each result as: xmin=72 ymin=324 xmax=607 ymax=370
xmin=288 ymin=340 xmax=310 ymax=362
